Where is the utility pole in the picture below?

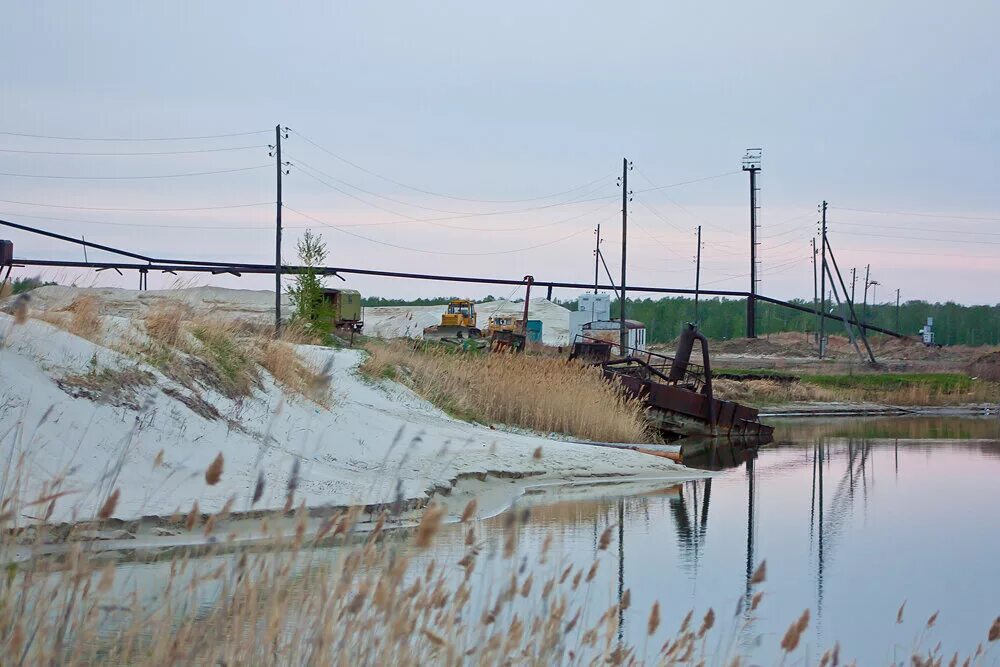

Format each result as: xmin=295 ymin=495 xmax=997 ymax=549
xmin=271 ymin=124 xmax=285 ymax=335
xmin=593 ymin=223 xmax=601 ymax=294
xmin=618 ymin=158 xmax=631 ymax=354
xmin=694 ymin=225 xmax=702 ymax=322
xmin=863 ymin=264 xmax=871 ymax=320
xmin=850 ymin=267 xmax=857 ymax=305
xmin=742 ymin=149 xmax=762 ymax=338
xmin=811 ymin=237 xmax=819 ymax=344
xmin=818 ymin=201 xmax=828 ymax=358
xmin=895 ymin=288 xmax=901 ymax=331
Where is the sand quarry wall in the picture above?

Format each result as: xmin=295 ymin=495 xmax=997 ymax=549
xmin=0 ymin=287 xmax=685 ymax=524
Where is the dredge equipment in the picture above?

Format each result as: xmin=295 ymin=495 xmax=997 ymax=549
xmin=570 ymin=322 xmax=773 ymax=441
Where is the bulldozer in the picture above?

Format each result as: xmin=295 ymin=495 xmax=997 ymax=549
xmin=422 ymin=299 xmax=484 ymax=348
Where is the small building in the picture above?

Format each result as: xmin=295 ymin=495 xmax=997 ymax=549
xmin=569 ymin=292 xmax=611 ymax=342
xmin=582 ymin=319 xmax=647 ymax=352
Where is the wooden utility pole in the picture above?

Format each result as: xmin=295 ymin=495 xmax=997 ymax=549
xmin=619 ymin=158 xmax=629 ymax=354
xmin=593 ymin=223 xmax=601 ymax=294
xmin=896 ymin=288 xmax=901 ymax=331
xmin=818 ymin=201 xmax=828 ymax=359
xmin=850 ymin=267 xmax=857 ymax=305
xmin=694 ymin=225 xmax=702 ymax=322
xmin=811 ymin=237 xmax=819 ymax=345
xmin=273 ymin=124 xmax=284 ymax=335
xmin=863 ymin=264 xmax=871 ymax=321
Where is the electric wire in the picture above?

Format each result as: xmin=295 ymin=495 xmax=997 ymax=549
xmin=289 ymin=154 xmax=615 ymax=218
xmin=292 ymin=163 xmax=620 ymax=228
xmin=0 ymin=210 xmax=285 ymax=231
xmin=0 ymin=165 xmax=271 ymax=180
xmin=834 ymin=229 xmax=1000 ymax=246
xmin=634 ymin=167 xmax=731 ymax=232
xmin=0 ymin=198 xmax=273 ymax=213
xmin=289 ymin=128 xmax=617 ymax=205
xmin=283 ymin=205 xmax=593 ymax=256
xmin=831 ymin=205 xmax=1000 ymax=223
xmin=828 ymin=219 xmax=1000 ymax=238
xmin=0 ymin=130 xmax=271 ymax=142
xmin=0 ymin=145 xmax=267 ymax=156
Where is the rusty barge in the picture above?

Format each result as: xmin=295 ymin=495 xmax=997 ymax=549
xmin=569 ymin=323 xmax=773 ymax=442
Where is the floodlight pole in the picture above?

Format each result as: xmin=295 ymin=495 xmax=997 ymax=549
xmin=742 ymin=149 xmax=761 ymax=338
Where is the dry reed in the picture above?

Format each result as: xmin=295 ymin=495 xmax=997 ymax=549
xmin=32 ymin=295 xmax=104 ymax=343
xmin=362 ymin=341 xmax=653 ymax=443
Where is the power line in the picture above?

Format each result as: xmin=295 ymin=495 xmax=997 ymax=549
xmin=0 ymin=165 xmax=270 ymax=180
xmin=631 ymin=170 xmax=741 ymax=195
xmin=289 ymin=154 xmax=614 ymax=218
xmin=0 ymin=145 xmax=267 ymax=156
xmin=829 ymin=219 xmax=1000 ymax=238
xmin=0 ymin=198 xmax=272 ymax=213
xmin=835 ymin=229 xmax=1000 ymax=246
xmin=283 ymin=205 xmax=592 ymax=256
xmin=0 ymin=210 xmax=284 ymax=231
xmin=831 ymin=205 xmax=1000 ymax=223
xmin=0 ymin=129 xmax=270 ymax=142
xmin=289 ymin=128 xmax=616 ymax=205
xmin=293 ymin=163 xmax=620 ymax=227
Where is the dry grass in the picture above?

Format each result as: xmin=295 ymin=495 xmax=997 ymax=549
xmin=56 ymin=364 xmax=155 ymax=409
xmin=143 ymin=300 xmax=191 ymax=349
xmin=714 ymin=373 xmax=999 ymax=407
xmin=188 ymin=318 xmax=263 ymax=399
xmin=362 ymin=341 xmax=653 ymax=443
xmin=32 ymin=295 xmax=104 ymax=343
xmin=713 ymin=378 xmax=836 ymax=406
xmin=1 ymin=475 xmax=995 ymax=665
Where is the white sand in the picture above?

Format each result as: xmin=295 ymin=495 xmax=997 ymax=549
xmin=19 ymin=286 xmax=573 ymax=345
xmin=0 ymin=288 xmax=692 ymax=525
xmin=364 ymin=297 xmax=572 ymax=346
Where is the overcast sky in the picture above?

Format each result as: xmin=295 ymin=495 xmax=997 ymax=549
xmin=2 ymin=1 xmax=997 ymax=305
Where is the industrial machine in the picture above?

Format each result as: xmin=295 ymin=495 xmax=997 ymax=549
xmin=569 ymin=323 xmax=773 ymax=441
xmin=422 ymin=299 xmax=483 ymax=345
xmin=488 ymin=276 xmax=534 ymax=353
xmin=320 ymin=288 xmax=364 ymax=332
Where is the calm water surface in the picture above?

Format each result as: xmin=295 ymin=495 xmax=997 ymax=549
xmin=95 ymin=416 xmax=1000 ymax=663
xmin=431 ymin=416 xmax=1000 ymax=664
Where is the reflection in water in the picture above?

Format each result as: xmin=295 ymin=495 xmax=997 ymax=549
xmin=511 ymin=416 xmax=1000 ymax=662
xmin=82 ymin=416 xmax=1000 ymax=664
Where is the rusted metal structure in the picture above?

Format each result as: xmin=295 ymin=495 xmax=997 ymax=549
xmin=569 ymin=323 xmax=773 ymax=441
xmin=489 ymin=275 xmax=534 ymax=353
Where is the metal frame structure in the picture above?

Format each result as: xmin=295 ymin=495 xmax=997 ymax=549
xmin=1 ymin=218 xmax=907 ymax=340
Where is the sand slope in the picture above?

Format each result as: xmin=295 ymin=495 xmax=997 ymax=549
xmin=0 ymin=295 xmax=687 ymax=525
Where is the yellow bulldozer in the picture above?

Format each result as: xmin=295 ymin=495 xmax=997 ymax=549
xmin=422 ymin=299 xmax=484 ymax=348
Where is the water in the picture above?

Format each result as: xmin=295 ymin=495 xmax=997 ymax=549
xmin=81 ymin=416 xmax=1000 ymax=663
xmin=428 ymin=415 xmax=1000 ymax=663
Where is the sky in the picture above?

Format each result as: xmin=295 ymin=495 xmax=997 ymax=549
xmin=1 ymin=0 xmax=998 ymax=305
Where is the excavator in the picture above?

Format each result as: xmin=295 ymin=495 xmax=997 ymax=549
xmin=422 ymin=299 xmax=484 ymax=348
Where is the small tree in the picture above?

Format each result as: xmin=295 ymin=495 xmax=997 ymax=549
xmin=287 ymin=230 xmax=333 ymax=338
